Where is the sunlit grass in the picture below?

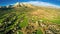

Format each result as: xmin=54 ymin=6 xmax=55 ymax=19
xmin=0 ymin=5 xmax=60 ymax=34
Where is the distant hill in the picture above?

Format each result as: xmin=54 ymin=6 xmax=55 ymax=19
xmin=0 ymin=2 xmax=60 ymax=34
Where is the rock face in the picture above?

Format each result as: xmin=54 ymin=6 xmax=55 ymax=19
xmin=13 ymin=2 xmax=25 ymax=7
xmin=13 ymin=2 xmax=36 ymax=8
xmin=0 ymin=2 xmax=35 ymax=8
xmin=6 ymin=5 xmax=13 ymax=8
xmin=13 ymin=2 xmax=20 ymax=8
xmin=0 ymin=5 xmax=13 ymax=8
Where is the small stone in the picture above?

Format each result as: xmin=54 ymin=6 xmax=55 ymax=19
xmin=16 ymin=27 xmax=19 ymax=28
xmin=8 ymin=21 xmax=11 ymax=24
xmin=14 ymin=28 xmax=16 ymax=30
xmin=4 ymin=22 xmax=7 ymax=24
xmin=32 ymin=32 xmax=36 ymax=34
xmin=17 ymin=32 xmax=19 ymax=34
xmin=12 ymin=30 xmax=15 ymax=32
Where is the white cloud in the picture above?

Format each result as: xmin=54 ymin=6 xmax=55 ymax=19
xmin=21 ymin=1 xmax=60 ymax=8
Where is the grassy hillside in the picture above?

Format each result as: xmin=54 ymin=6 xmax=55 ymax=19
xmin=0 ymin=4 xmax=60 ymax=34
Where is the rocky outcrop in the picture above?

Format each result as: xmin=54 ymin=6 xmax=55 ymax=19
xmin=0 ymin=2 xmax=36 ymax=8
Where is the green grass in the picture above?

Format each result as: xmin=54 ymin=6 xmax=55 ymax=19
xmin=17 ymin=31 xmax=23 ymax=34
xmin=0 ymin=5 xmax=60 ymax=34
xmin=36 ymin=29 xmax=43 ymax=34
xmin=50 ymin=19 xmax=60 ymax=24
xmin=19 ymin=16 xmax=29 ymax=28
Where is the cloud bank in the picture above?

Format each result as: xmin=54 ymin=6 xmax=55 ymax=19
xmin=21 ymin=1 xmax=60 ymax=8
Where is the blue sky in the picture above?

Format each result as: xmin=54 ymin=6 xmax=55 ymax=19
xmin=0 ymin=0 xmax=60 ymax=8
xmin=19 ymin=0 xmax=60 ymax=6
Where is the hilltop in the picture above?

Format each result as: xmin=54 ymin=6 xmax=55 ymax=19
xmin=0 ymin=2 xmax=36 ymax=8
xmin=0 ymin=2 xmax=60 ymax=34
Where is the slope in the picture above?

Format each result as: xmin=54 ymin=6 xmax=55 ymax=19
xmin=0 ymin=3 xmax=60 ymax=34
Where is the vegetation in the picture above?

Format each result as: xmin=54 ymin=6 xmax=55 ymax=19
xmin=0 ymin=4 xmax=60 ymax=34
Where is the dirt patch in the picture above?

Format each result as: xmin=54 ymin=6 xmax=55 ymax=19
xmin=30 ymin=9 xmax=57 ymax=20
